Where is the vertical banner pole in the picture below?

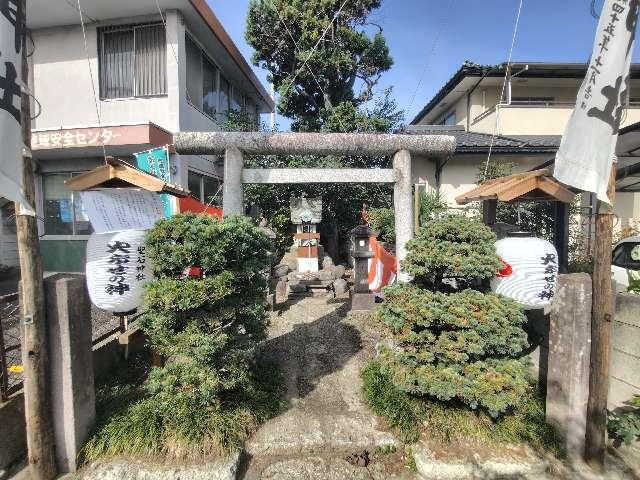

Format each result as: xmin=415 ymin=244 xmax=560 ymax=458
xmin=585 ymin=163 xmax=617 ymax=470
xmin=15 ymin=1 xmax=57 ymax=478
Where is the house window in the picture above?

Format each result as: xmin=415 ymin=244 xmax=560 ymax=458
xmin=188 ymin=171 xmax=222 ymax=206
xmin=99 ymin=24 xmax=167 ymax=99
xmin=43 ymin=173 xmax=93 ymax=236
xmin=439 ymin=111 xmax=456 ymax=126
xmin=219 ymin=75 xmax=231 ymax=116
xmin=186 ymin=33 xmax=238 ymax=122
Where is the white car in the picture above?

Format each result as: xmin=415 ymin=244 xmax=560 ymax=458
xmin=611 ymin=236 xmax=640 ymax=293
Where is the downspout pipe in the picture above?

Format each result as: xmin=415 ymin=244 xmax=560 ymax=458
xmin=465 ymin=65 xmax=498 ymax=131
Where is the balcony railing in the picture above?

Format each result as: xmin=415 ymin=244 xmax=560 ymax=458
xmin=472 ymin=100 xmax=640 ymax=126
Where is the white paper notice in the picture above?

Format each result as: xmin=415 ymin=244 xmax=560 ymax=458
xmin=80 ymin=189 xmax=165 ymax=233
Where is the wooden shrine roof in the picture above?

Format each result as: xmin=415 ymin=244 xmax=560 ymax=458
xmin=64 ymin=157 xmax=188 ymax=197
xmin=455 ymin=168 xmax=575 ymax=205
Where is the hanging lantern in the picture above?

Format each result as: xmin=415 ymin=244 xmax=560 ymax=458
xmin=491 ymin=236 xmax=559 ymax=309
xmin=86 ymin=229 xmax=153 ymax=313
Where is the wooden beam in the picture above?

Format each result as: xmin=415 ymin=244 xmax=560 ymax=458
xmin=64 ymin=160 xmax=188 ymax=197
xmin=536 ymin=176 xmax=575 ymax=203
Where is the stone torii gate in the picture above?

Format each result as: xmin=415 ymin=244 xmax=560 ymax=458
xmin=174 ymin=132 xmax=456 ymax=281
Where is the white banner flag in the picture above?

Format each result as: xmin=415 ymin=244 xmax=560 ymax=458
xmin=0 ymin=1 xmax=33 ymax=213
xmin=554 ymin=0 xmax=639 ymax=204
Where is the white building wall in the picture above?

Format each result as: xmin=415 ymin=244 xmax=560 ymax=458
xmin=31 ymin=20 xmax=173 ymax=132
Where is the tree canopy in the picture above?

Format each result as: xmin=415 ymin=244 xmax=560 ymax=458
xmin=246 ymin=0 xmax=394 ymax=132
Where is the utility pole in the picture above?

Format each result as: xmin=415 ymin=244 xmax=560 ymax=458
xmin=14 ymin=1 xmax=57 ymax=478
xmin=584 ymin=163 xmax=617 ymax=471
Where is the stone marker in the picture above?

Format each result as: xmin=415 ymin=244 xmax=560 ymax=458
xmin=546 ymin=273 xmax=592 ymax=460
xmin=272 ymin=264 xmax=290 ymax=278
xmin=333 ymin=278 xmax=348 ymax=296
xmin=45 ymin=274 xmax=95 ymax=473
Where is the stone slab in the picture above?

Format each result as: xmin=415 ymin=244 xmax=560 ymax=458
xmin=175 ymin=132 xmax=456 ymax=157
xmin=351 ymin=293 xmax=376 ymax=312
xmin=77 ymin=455 xmax=240 ymax=480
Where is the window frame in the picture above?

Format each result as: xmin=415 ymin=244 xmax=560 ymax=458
xmin=41 ymin=172 xmax=94 ymax=237
xmin=98 ymin=22 xmax=168 ymax=101
xmin=187 ymin=170 xmax=222 ymax=207
xmin=184 ymin=31 xmax=242 ymax=123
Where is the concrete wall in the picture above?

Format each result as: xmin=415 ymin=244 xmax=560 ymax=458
xmin=411 ymin=153 xmax=549 ymax=209
xmin=610 ymin=293 xmax=640 ymax=409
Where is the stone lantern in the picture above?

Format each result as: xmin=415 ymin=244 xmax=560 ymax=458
xmin=350 ymin=224 xmax=377 ymax=311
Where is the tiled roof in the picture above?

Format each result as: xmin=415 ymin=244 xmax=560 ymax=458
xmin=405 ymin=125 xmax=561 ymax=154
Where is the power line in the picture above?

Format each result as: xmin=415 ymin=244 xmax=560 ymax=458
xmin=76 ymin=0 xmax=108 ymax=163
xmin=284 ymin=0 xmax=350 ymax=91
xmin=407 ymin=0 xmax=457 ymax=115
xmin=482 ymin=0 xmax=525 ymax=180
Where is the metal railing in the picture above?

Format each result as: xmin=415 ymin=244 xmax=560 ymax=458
xmin=0 ymin=292 xmax=21 ymax=401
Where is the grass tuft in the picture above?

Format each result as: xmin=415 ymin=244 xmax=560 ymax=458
xmin=361 ymin=359 xmax=565 ymax=457
xmin=82 ymin=354 xmax=283 ymax=463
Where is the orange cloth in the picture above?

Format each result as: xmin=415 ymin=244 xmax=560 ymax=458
xmin=368 ymin=236 xmax=397 ymax=293
xmin=178 ymin=196 xmax=223 ymax=219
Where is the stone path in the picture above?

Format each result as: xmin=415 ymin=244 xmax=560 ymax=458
xmin=240 ymin=295 xmax=416 ymax=480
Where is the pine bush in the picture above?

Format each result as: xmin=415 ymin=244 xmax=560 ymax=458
xmin=403 ymin=214 xmax=502 ymax=291
xmin=85 ymin=214 xmax=280 ymax=459
xmin=377 ymin=215 xmax=529 ymax=417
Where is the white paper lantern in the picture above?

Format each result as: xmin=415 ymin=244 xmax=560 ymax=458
xmin=491 ymin=236 xmax=559 ymax=310
xmin=86 ymin=229 xmax=153 ymax=313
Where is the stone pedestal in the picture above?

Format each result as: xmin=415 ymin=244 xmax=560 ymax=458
xmin=45 ymin=274 xmax=95 ymax=473
xmin=546 ymin=273 xmax=592 ymax=460
xmin=351 ymin=292 xmax=376 ymax=312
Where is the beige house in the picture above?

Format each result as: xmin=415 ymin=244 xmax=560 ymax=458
xmin=408 ymin=61 xmax=640 ymax=233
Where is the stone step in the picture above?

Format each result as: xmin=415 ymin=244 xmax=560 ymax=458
xmin=239 ymin=452 xmax=417 ymax=480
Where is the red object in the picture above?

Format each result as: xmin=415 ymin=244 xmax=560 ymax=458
xmin=178 ymin=196 xmax=223 ymax=219
xmin=497 ymin=258 xmax=513 ymax=278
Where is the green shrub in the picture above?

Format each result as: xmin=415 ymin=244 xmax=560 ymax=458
xmin=376 ymin=284 xmax=528 ymax=416
xmin=608 ymin=395 xmax=640 ymax=445
xmin=378 ymin=215 xmax=529 ymax=417
xmin=369 ymin=207 xmax=395 ymax=243
xmin=403 ymin=215 xmax=502 ymax=291
xmin=362 ymin=360 xmax=564 ymax=456
xmin=85 ymin=214 xmax=281 ymax=460
xmin=418 ymin=190 xmax=447 ymax=225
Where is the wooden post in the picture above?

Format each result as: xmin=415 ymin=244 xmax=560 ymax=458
xmin=482 ymin=199 xmax=497 ymax=226
xmin=414 ymin=184 xmax=421 ymax=231
xmin=553 ymin=201 xmax=570 ymax=274
xmin=584 ymin=164 xmax=616 ymax=471
xmin=15 ymin=2 xmax=57 ymax=478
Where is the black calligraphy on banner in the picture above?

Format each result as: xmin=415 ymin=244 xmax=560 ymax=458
xmin=0 ymin=0 xmax=22 ymax=54
xmin=0 ymin=61 xmax=20 ymax=122
xmin=588 ymin=74 xmax=630 ymax=132
xmin=538 ymin=253 xmax=558 ymax=301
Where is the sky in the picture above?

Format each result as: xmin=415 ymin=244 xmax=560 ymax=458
xmin=211 ymin=0 xmax=640 ymax=130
